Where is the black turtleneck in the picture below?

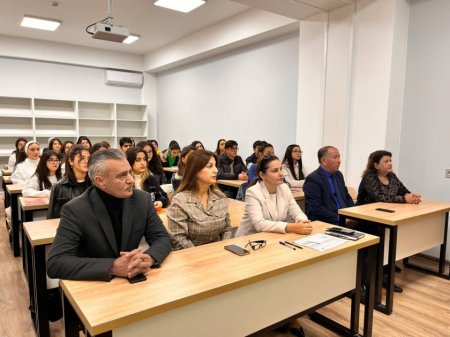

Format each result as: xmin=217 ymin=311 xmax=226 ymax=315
xmin=95 ymin=187 xmax=124 ymax=251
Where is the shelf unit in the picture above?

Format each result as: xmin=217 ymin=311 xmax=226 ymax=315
xmin=0 ymin=96 xmax=148 ymax=164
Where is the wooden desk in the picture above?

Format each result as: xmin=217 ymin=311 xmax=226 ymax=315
xmin=5 ymin=183 xmax=25 ymax=256
xmin=60 ymin=223 xmax=378 ymax=337
xmin=20 ymin=197 xmax=50 ymax=275
xmin=162 ymin=166 xmax=178 ymax=173
xmin=339 ymin=200 xmax=450 ymax=315
xmin=2 ymin=175 xmax=13 ymax=208
xmin=1 ymin=168 xmax=12 ymax=176
xmin=292 ymin=191 xmax=304 ymax=201
xmin=217 ymin=179 xmax=246 ymax=188
xmin=22 ymin=199 xmax=245 ymax=337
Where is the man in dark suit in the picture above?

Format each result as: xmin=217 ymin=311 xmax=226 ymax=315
xmin=303 ymin=146 xmax=354 ymax=225
xmin=47 ymin=149 xmax=172 ymax=281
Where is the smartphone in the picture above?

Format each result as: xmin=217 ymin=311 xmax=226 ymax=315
xmin=224 ymin=244 xmax=250 ymax=256
xmin=328 ymin=226 xmax=355 ymax=235
xmin=375 ymin=208 xmax=395 ymax=213
xmin=128 ymin=273 xmax=147 ymax=284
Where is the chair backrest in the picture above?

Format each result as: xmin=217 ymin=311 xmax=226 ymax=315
xmin=347 ymin=186 xmax=357 ymax=202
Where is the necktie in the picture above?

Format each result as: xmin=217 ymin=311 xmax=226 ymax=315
xmin=333 ymin=175 xmax=346 ymax=209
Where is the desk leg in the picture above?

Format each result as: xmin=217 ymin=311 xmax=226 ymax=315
xmin=32 ymin=245 xmax=50 ymax=337
xmin=375 ymin=224 xmax=385 ymax=305
xmin=22 ymin=209 xmax=33 ymax=274
xmin=10 ymin=194 xmax=20 ymax=256
xmin=403 ymin=212 xmax=449 ymax=279
xmin=63 ymin=292 xmax=80 ymax=337
xmin=350 ymin=249 xmax=362 ymax=335
xmin=26 ymin=231 xmax=34 ymax=313
xmin=363 ymin=244 xmax=376 ymax=337
xmin=383 ymin=226 xmax=397 ymax=315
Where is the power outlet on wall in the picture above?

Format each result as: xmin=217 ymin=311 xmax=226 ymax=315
xmin=446 ymin=169 xmax=450 ymax=179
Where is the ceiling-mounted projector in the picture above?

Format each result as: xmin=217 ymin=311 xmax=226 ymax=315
xmin=92 ymin=22 xmax=129 ymax=42
xmin=86 ymin=0 xmax=137 ymax=43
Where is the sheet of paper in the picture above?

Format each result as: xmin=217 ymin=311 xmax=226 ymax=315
xmin=293 ymin=233 xmax=347 ymax=252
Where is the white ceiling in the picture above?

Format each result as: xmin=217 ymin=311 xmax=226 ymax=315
xmin=0 ymin=0 xmax=354 ymax=56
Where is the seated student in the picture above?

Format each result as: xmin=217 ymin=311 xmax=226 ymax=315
xmin=47 ymin=145 xmax=92 ymax=219
xmin=8 ymin=137 xmax=27 ymax=171
xmin=12 ymin=141 xmax=41 ymax=184
xmin=48 ymin=138 xmax=64 ymax=159
xmin=171 ymin=145 xmax=195 ymax=192
xmin=247 ymin=142 xmax=274 ymax=183
xmin=138 ymin=141 xmax=167 ymax=185
xmin=167 ymin=150 xmax=232 ymax=250
xmin=357 ymin=150 xmax=421 ymax=205
xmin=217 ymin=140 xmax=248 ymax=198
xmin=76 ymin=136 xmax=92 ymax=150
xmin=126 ymin=146 xmax=169 ymax=209
xmin=47 ymin=149 xmax=172 ymax=281
xmin=22 ymin=150 xmax=62 ymax=198
xmin=303 ymin=146 xmax=354 ymax=225
xmin=91 ymin=141 xmax=111 ymax=153
xmin=282 ymin=144 xmax=306 ymax=192
xmin=235 ymin=154 xmax=311 ymax=337
xmin=245 ymin=140 xmax=263 ymax=168
xmin=119 ymin=137 xmax=133 ymax=153
xmin=61 ymin=140 xmax=74 ymax=176
xmin=161 ymin=142 xmax=181 ymax=181
xmin=150 ymin=139 xmax=161 ymax=157
xmin=190 ymin=140 xmax=204 ymax=150
xmin=214 ymin=138 xmax=226 ymax=157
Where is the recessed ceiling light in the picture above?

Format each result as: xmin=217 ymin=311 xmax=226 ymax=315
xmin=21 ymin=15 xmax=61 ymax=31
xmin=123 ymin=34 xmax=140 ymax=44
xmin=154 ymin=0 xmax=206 ymax=13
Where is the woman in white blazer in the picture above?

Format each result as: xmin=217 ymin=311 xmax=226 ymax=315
xmin=235 ymin=154 xmax=311 ymax=337
xmin=236 ymin=155 xmax=312 ymax=237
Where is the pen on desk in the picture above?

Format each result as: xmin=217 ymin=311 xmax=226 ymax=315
xmin=279 ymin=241 xmax=296 ymax=250
xmin=285 ymin=241 xmax=303 ymax=249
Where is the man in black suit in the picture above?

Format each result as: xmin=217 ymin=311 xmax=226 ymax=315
xmin=303 ymin=146 xmax=355 ymax=225
xmin=47 ymin=149 xmax=172 ymax=281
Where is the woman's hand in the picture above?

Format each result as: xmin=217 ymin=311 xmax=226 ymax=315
xmin=405 ymin=193 xmax=421 ymax=204
xmin=286 ymin=220 xmax=312 ymax=235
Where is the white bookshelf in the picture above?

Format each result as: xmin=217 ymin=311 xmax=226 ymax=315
xmin=0 ymin=96 xmax=148 ymax=164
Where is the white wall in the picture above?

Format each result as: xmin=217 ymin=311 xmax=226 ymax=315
xmin=0 ymin=57 xmax=142 ymax=103
xmin=155 ymin=33 xmax=299 ymax=156
xmin=400 ymin=0 xmax=450 ymax=258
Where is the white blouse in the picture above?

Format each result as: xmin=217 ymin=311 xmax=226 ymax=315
xmin=11 ymin=158 xmax=39 ymax=184
xmin=282 ymin=162 xmax=305 ymax=191
xmin=22 ymin=175 xmax=59 ymax=198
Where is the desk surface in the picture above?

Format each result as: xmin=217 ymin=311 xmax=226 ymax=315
xmin=19 ymin=197 xmax=49 ymax=211
xmin=217 ymin=179 xmax=246 ymax=188
xmin=339 ymin=200 xmax=450 ymax=226
xmin=6 ymin=183 xmax=25 ymax=194
xmin=60 ymin=221 xmax=379 ymax=335
xmin=162 ymin=166 xmax=178 ymax=173
xmin=1 ymin=169 xmax=12 ymax=176
xmin=292 ymin=191 xmax=304 ymax=201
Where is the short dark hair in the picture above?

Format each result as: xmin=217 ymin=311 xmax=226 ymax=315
xmin=317 ymin=146 xmax=335 ymax=163
xmin=252 ymin=140 xmax=263 ymax=150
xmin=225 ymin=140 xmax=238 ymax=149
xmin=91 ymin=141 xmax=111 ymax=153
xmin=119 ymin=137 xmax=133 ymax=147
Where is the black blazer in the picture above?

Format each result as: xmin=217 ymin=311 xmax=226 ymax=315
xmin=47 ymin=187 xmax=172 ymax=281
xmin=303 ymin=167 xmax=354 ymax=224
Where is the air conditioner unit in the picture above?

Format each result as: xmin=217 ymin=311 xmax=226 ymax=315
xmin=105 ymin=69 xmax=143 ymax=88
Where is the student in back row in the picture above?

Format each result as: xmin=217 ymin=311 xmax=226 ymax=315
xmin=217 ymin=140 xmax=248 ymax=198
